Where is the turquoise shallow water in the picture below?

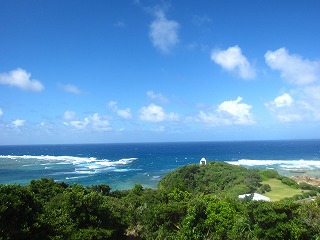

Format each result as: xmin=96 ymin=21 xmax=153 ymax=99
xmin=0 ymin=140 xmax=320 ymax=190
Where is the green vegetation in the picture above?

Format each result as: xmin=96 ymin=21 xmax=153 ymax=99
xmin=1 ymin=162 xmax=320 ymax=239
xmin=159 ymin=162 xmax=262 ymax=197
xmin=261 ymin=179 xmax=304 ymax=201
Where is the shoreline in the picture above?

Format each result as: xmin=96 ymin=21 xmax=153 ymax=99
xmin=291 ymin=174 xmax=320 ymax=187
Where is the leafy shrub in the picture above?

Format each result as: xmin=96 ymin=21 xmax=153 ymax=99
xmin=299 ymin=182 xmax=320 ymax=192
xmin=259 ymin=169 xmax=280 ymax=180
xmin=281 ymin=177 xmax=299 ymax=189
xmin=260 ymin=184 xmax=271 ymax=193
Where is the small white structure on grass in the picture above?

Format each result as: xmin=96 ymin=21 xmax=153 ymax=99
xmin=200 ymin=157 xmax=207 ymax=165
xmin=239 ymin=193 xmax=270 ymax=202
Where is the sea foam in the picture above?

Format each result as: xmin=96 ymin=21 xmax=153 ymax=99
xmin=226 ymin=159 xmax=320 ymax=171
xmin=0 ymin=155 xmax=138 ymax=174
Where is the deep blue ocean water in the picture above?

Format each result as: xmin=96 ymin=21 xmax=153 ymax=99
xmin=1 ymin=140 xmax=320 ymax=190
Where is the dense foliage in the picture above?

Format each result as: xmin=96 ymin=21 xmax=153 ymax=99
xmin=1 ymin=162 xmax=320 ymax=239
xmin=158 ymin=162 xmax=262 ymax=196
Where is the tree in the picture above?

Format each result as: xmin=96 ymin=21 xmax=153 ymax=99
xmin=177 ymin=195 xmax=208 ymax=240
xmin=296 ymin=197 xmax=320 ymax=238
xmin=29 ymin=178 xmax=67 ymax=203
xmin=260 ymin=184 xmax=271 ymax=193
xmin=89 ymin=184 xmax=111 ymax=195
xmin=42 ymin=184 xmax=124 ymax=239
xmin=0 ymin=184 xmax=42 ymax=239
xmin=158 ymin=162 xmax=262 ymax=196
xmin=247 ymin=200 xmax=306 ymax=240
xmin=204 ymin=196 xmax=242 ymax=239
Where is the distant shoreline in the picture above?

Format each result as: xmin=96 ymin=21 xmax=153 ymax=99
xmin=291 ymin=174 xmax=320 ymax=187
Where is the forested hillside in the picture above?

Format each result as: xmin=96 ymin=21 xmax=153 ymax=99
xmin=1 ymin=162 xmax=320 ymax=239
xmin=159 ymin=162 xmax=262 ymax=196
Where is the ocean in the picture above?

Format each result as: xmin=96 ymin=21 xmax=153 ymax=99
xmin=0 ymin=140 xmax=320 ymax=190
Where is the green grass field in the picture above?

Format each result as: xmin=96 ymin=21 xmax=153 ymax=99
xmin=261 ymin=179 xmax=303 ymax=201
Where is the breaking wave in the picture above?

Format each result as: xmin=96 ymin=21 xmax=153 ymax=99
xmin=226 ymin=159 xmax=320 ymax=172
xmin=0 ymin=155 xmax=138 ymax=175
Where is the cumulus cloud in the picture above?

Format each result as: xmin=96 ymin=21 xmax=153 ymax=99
xmin=0 ymin=108 xmax=3 ymax=118
xmin=265 ymin=48 xmax=320 ymax=85
xmin=273 ymin=93 xmax=294 ymax=108
xmin=198 ymin=97 xmax=255 ymax=126
xmin=66 ymin=113 xmax=111 ymax=131
xmin=58 ymin=83 xmax=82 ymax=94
xmin=149 ymin=10 xmax=179 ymax=53
xmin=266 ymin=93 xmax=304 ymax=122
xmin=108 ymin=101 xmax=132 ymax=119
xmin=266 ymin=91 xmax=320 ymax=122
xmin=0 ymin=68 xmax=44 ymax=91
xmin=264 ymin=48 xmax=320 ymax=122
xmin=87 ymin=113 xmax=111 ymax=131
xmin=139 ymin=103 xmax=178 ymax=122
xmin=211 ymin=46 xmax=256 ymax=80
xmin=11 ymin=119 xmax=25 ymax=128
xmin=147 ymin=91 xmax=168 ymax=103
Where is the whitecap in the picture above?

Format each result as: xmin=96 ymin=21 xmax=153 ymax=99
xmin=0 ymin=154 xmax=138 ymax=175
xmin=66 ymin=175 xmax=89 ymax=180
xmin=151 ymin=175 xmax=161 ymax=180
xmin=113 ymin=169 xmax=131 ymax=172
xmin=226 ymin=159 xmax=320 ymax=171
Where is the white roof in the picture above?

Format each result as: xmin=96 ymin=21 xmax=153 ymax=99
xmin=239 ymin=193 xmax=270 ymax=201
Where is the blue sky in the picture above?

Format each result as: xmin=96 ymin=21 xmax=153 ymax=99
xmin=1 ymin=0 xmax=320 ymax=144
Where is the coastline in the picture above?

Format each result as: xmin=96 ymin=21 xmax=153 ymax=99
xmin=1 ymin=140 xmax=320 ymax=189
xmin=291 ymin=174 xmax=320 ymax=187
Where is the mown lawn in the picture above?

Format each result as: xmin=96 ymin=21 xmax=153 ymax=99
xmin=261 ymin=178 xmax=303 ymax=201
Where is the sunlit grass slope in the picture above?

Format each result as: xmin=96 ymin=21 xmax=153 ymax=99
xmin=261 ymin=178 xmax=303 ymax=201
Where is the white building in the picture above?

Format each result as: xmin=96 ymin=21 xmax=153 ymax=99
xmin=199 ymin=157 xmax=207 ymax=165
xmin=239 ymin=193 xmax=270 ymax=201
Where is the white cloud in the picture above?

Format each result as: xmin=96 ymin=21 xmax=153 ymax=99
xmin=88 ymin=113 xmax=111 ymax=131
xmin=59 ymin=83 xmax=82 ymax=94
xmin=265 ymin=93 xmax=304 ymax=122
xmin=0 ymin=68 xmax=44 ymax=91
xmin=108 ymin=101 xmax=132 ymax=119
xmin=12 ymin=119 xmax=25 ymax=128
xmin=198 ymin=111 xmax=225 ymax=125
xmin=108 ymin=101 xmax=117 ymax=109
xmin=273 ymin=93 xmax=294 ymax=108
xmin=265 ymin=48 xmax=320 ymax=85
xmin=266 ymin=90 xmax=320 ymax=122
xmin=69 ymin=120 xmax=88 ymax=129
xmin=198 ymin=97 xmax=255 ymax=126
xmin=149 ymin=10 xmax=179 ymax=53
xmin=264 ymin=48 xmax=320 ymax=122
xmin=63 ymin=111 xmax=76 ymax=120
xmin=0 ymin=108 xmax=3 ymax=118
xmin=147 ymin=91 xmax=168 ymax=103
xmin=116 ymin=109 xmax=132 ymax=119
xmin=211 ymin=46 xmax=256 ymax=80
xmin=68 ymin=113 xmax=111 ymax=131
xmin=139 ymin=103 xmax=178 ymax=122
